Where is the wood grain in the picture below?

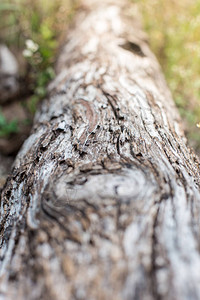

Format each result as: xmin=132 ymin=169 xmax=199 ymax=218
xmin=1 ymin=1 xmax=200 ymax=299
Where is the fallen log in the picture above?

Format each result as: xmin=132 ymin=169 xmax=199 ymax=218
xmin=1 ymin=1 xmax=200 ymax=299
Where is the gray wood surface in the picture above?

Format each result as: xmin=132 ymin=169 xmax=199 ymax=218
xmin=1 ymin=1 xmax=200 ymax=299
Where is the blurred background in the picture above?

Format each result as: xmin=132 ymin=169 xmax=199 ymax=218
xmin=138 ymin=0 xmax=200 ymax=152
xmin=0 ymin=0 xmax=200 ymax=183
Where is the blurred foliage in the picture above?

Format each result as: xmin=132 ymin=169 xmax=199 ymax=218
xmin=136 ymin=0 xmax=200 ymax=151
xmin=0 ymin=110 xmax=18 ymax=137
xmin=0 ymin=0 xmax=78 ymax=119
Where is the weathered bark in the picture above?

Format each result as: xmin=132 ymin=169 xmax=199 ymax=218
xmin=1 ymin=1 xmax=200 ymax=299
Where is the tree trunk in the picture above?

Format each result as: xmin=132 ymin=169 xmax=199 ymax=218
xmin=1 ymin=1 xmax=200 ymax=299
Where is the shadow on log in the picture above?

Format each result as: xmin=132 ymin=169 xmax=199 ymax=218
xmin=1 ymin=1 xmax=200 ymax=299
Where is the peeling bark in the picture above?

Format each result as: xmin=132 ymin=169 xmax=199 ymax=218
xmin=1 ymin=1 xmax=200 ymax=300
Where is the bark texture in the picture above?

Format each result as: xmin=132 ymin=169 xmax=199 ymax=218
xmin=1 ymin=1 xmax=200 ymax=299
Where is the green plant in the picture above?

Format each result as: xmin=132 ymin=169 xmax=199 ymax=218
xmin=0 ymin=110 xmax=18 ymax=137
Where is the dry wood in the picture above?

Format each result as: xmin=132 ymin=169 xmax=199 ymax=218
xmin=1 ymin=1 xmax=200 ymax=299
